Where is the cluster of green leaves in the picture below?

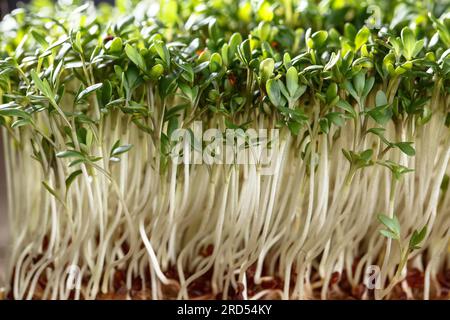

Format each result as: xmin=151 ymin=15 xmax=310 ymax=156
xmin=0 ymin=0 xmax=448 ymax=185
xmin=377 ymin=213 xmax=427 ymax=279
xmin=378 ymin=214 xmax=427 ymax=249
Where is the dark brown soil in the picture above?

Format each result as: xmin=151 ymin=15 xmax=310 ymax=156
xmin=3 ymin=264 xmax=450 ymax=300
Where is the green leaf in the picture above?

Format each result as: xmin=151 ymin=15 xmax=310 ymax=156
xmin=336 ymin=100 xmax=357 ymax=119
xmin=125 ymin=44 xmax=147 ymax=71
xmin=149 ymin=64 xmax=164 ymax=80
xmin=228 ymin=32 xmax=242 ymax=58
xmin=380 ymin=229 xmax=400 ymax=240
xmin=0 ymin=108 xmax=31 ymax=120
xmin=237 ymin=39 xmax=252 ymax=64
xmin=286 ymin=66 xmax=299 ymax=97
xmin=377 ymin=214 xmax=400 ymax=237
xmin=109 ymin=37 xmax=123 ymax=53
xmin=178 ymin=82 xmax=194 ymax=101
xmin=46 ymin=36 xmax=69 ymax=51
xmin=266 ymin=79 xmax=282 ymax=107
xmin=324 ymin=51 xmax=340 ymax=71
xmin=394 ymin=61 xmax=412 ymax=76
xmin=409 ymin=226 xmax=427 ymax=250
xmin=65 ymin=170 xmax=82 ymax=190
xmin=325 ymin=112 xmax=344 ymax=127
xmin=288 ymin=120 xmax=301 ymax=135
xmin=367 ymin=127 xmax=391 ymax=146
xmin=31 ymin=70 xmax=53 ymax=99
xmin=401 ymin=27 xmax=415 ymax=60
xmin=413 ymin=39 xmax=424 ymax=57
xmin=291 ymin=85 xmax=306 ymax=101
xmin=367 ymin=105 xmax=392 ymax=125
xmin=343 ymin=81 xmax=358 ymax=101
xmin=362 ymin=76 xmax=374 ymax=98
xmin=394 ymin=142 xmax=416 ymax=156
xmin=31 ymin=30 xmax=49 ymax=48
xmin=153 ymin=41 xmax=170 ymax=68
xmin=258 ymin=2 xmax=273 ymax=21
xmin=277 ymin=105 xmax=308 ymax=122
xmin=353 ymin=72 xmax=365 ymax=96
xmin=344 ymin=23 xmax=357 ymax=41
xmin=309 ymin=30 xmax=328 ymax=49
xmin=111 ymin=144 xmax=133 ymax=157
xmin=283 ymin=52 xmax=292 ymax=70
xmin=69 ymin=30 xmax=83 ymax=53
xmin=378 ymin=160 xmax=414 ymax=180
xmin=209 ymin=52 xmax=222 ymax=72
xmin=11 ymin=119 xmax=32 ymax=128
xmin=326 ymin=83 xmax=338 ymax=103
xmin=167 ymin=117 xmax=178 ymax=138
xmin=69 ymin=158 xmax=88 ymax=167
xmin=360 ymin=149 xmax=373 ymax=162
xmin=100 ymin=80 xmax=112 ymax=107
xmin=319 ymin=118 xmax=329 ymax=134
xmin=76 ymin=83 xmax=103 ymax=102
xmin=259 ymin=58 xmax=274 ymax=84
xmin=375 ymin=90 xmax=388 ymax=106
xmin=56 ymin=150 xmax=85 ymax=159
xmin=193 ymin=61 xmax=210 ymax=73
xmin=342 ymin=149 xmax=374 ymax=170
xmin=429 ymin=13 xmax=450 ymax=47
xmin=342 ymin=149 xmax=352 ymax=162
xmin=355 ymin=26 xmax=370 ymax=51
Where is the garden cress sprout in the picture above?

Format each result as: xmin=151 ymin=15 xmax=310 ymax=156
xmin=0 ymin=0 xmax=449 ymax=300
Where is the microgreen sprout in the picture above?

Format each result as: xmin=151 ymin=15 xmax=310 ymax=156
xmin=377 ymin=213 xmax=427 ymax=299
xmin=0 ymin=0 xmax=449 ymax=301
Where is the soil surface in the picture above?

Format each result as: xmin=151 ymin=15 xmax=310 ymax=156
xmin=3 ymin=267 xmax=449 ymax=300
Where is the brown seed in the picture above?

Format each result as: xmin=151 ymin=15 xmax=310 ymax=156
xmin=233 ymin=292 xmax=244 ymax=300
xmin=352 ymin=284 xmax=365 ymax=299
xmin=97 ymin=292 xmax=115 ymax=300
xmin=164 ymin=266 xmax=179 ymax=280
xmin=103 ymin=35 xmax=114 ymax=43
xmin=338 ymin=272 xmax=352 ymax=294
xmin=131 ymin=290 xmax=151 ymax=300
xmin=38 ymin=273 xmax=48 ymax=288
xmin=42 ymin=236 xmax=49 ymax=251
xmin=406 ymin=268 xmax=424 ymax=289
xmin=228 ymin=73 xmax=237 ymax=86
xmin=113 ymin=270 xmax=126 ymax=290
xmin=121 ymin=242 xmax=130 ymax=254
xmin=161 ymin=283 xmax=179 ymax=299
xmin=392 ymin=284 xmax=407 ymax=299
xmin=330 ymin=272 xmax=340 ymax=286
xmin=200 ymin=244 xmax=214 ymax=257
xmin=245 ymin=265 xmax=256 ymax=280
xmin=32 ymin=283 xmax=44 ymax=300
xmin=233 ymin=282 xmax=245 ymax=300
xmin=188 ymin=277 xmax=211 ymax=298
xmin=115 ymin=285 xmax=128 ymax=299
xmin=261 ymin=278 xmax=277 ymax=290
xmin=437 ymin=270 xmax=450 ymax=289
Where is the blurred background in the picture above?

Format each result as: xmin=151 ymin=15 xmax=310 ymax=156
xmin=1 ymin=0 xmax=115 ymax=17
